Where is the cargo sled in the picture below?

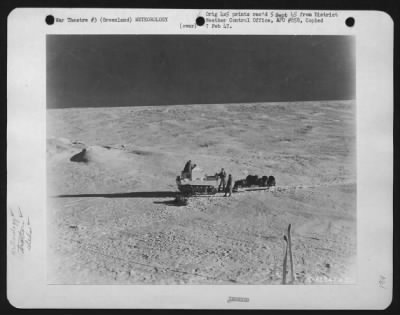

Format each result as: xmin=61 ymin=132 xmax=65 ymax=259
xmin=233 ymin=175 xmax=276 ymax=192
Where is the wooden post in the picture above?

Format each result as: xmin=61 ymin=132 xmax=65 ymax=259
xmin=288 ymin=224 xmax=296 ymax=283
xmin=282 ymin=235 xmax=288 ymax=284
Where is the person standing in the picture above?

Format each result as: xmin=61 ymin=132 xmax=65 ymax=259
xmin=217 ymin=168 xmax=227 ymax=192
xmin=224 ymin=174 xmax=233 ymax=197
xmin=182 ymin=160 xmax=196 ymax=180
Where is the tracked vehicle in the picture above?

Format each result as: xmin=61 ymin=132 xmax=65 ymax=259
xmin=176 ymin=171 xmax=219 ymax=196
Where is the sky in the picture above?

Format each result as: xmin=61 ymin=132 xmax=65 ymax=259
xmin=47 ymin=35 xmax=355 ymax=109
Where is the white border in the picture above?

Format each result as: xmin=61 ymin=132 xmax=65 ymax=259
xmin=7 ymin=8 xmax=393 ymax=309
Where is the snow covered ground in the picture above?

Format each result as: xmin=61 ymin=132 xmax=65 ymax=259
xmin=47 ymin=100 xmax=356 ymax=284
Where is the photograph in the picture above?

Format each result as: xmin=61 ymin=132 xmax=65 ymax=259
xmin=46 ymin=34 xmax=356 ymax=285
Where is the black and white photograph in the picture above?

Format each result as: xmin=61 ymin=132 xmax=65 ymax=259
xmin=6 ymin=8 xmax=394 ymax=309
xmin=46 ymin=34 xmax=357 ymax=285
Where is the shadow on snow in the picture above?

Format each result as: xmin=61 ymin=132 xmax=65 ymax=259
xmin=53 ymin=191 xmax=177 ymax=199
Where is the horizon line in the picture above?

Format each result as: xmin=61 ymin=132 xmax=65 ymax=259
xmin=47 ymin=99 xmax=356 ymax=110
